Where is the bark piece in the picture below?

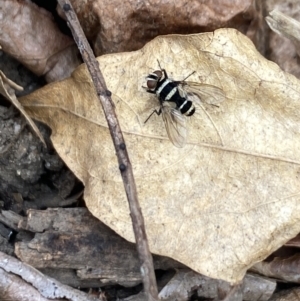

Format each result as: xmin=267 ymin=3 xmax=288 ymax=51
xmin=16 ymin=208 xmax=183 ymax=287
xmin=0 ymin=210 xmax=23 ymax=231
xmin=39 ymin=268 xmax=102 ymax=289
xmin=0 ymin=235 xmax=14 ymax=255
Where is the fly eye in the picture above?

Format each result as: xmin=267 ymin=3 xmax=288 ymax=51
xmin=153 ymin=70 xmax=162 ymax=78
xmin=147 ymin=79 xmax=157 ymax=89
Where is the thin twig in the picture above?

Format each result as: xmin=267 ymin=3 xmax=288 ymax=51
xmin=0 ymin=251 xmax=99 ymax=301
xmin=56 ymin=1 xmax=159 ymax=300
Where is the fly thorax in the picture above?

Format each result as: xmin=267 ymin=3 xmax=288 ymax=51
xmin=155 ymin=79 xmax=172 ymax=97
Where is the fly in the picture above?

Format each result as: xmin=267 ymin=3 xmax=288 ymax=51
xmin=144 ymin=61 xmax=225 ymax=147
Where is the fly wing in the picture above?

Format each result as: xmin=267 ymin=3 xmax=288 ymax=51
xmin=181 ymin=82 xmax=225 ymax=105
xmin=161 ymin=102 xmax=187 ymax=148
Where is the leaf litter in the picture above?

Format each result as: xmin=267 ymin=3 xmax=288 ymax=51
xmin=0 ymin=70 xmax=46 ymax=146
xmin=20 ymin=28 xmax=300 ymax=283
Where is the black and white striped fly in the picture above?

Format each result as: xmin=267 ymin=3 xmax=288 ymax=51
xmin=144 ymin=61 xmax=225 ymax=147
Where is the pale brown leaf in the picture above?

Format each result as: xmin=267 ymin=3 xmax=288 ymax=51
xmin=20 ymin=28 xmax=300 ymax=283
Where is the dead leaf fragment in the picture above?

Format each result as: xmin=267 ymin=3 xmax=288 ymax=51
xmin=20 ymin=28 xmax=300 ymax=283
xmin=159 ymin=270 xmax=275 ymax=301
xmin=285 ymin=234 xmax=300 ymax=247
xmin=266 ymin=9 xmax=300 ymax=56
xmin=252 ymin=254 xmax=300 ymax=283
xmin=0 ymin=0 xmax=81 ymax=82
xmin=267 ymin=10 xmax=298 ymax=38
xmin=265 ymin=1 xmax=300 ymax=78
xmin=0 ymin=70 xmax=45 ymax=146
xmin=268 ymin=287 xmax=300 ymax=301
xmin=57 ymin=0 xmax=255 ymax=55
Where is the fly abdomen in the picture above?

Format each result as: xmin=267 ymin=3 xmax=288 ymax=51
xmin=178 ymin=99 xmax=195 ymax=116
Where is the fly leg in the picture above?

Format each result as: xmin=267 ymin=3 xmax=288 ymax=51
xmin=144 ymin=108 xmax=162 ymax=124
xmin=144 ymin=89 xmax=156 ymax=94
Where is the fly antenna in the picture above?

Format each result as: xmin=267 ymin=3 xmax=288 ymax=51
xmin=157 ymin=59 xmax=163 ymax=70
xmin=182 ymin=71 xmax=196 ymax=82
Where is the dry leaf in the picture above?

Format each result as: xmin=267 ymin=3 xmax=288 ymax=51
xmin=0 ymin=0 xmax=81 ymax=82
xmin=268 ymin=287 xmax=300 ymax=301
xmin=266 ymin=9 xmax=300 ymax=57
xmin=20 ymin=28 xmax=300 ymax=283
xmin=57 ymin=0 xmax=255 ymax=55
xmin=159 ymin=270 xmax=275 ymax=301
xmin=265 ymin=1 xmax=300 ymax=79
xmin=285 ymin=234 xmax=300 ymax=247
xmin=252 ymin=254 xmax=300 ymax=283
xmin=0 ymin=70 xmax=46 ymax=146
